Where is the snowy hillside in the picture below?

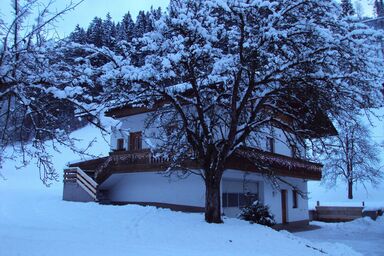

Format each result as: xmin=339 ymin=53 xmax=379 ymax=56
xmin=0 ymin=124 xmax=368 ymax=256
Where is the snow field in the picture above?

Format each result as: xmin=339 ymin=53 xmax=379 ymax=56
xmin=0 ymin=124 xmax=382 ymax=256
xmin=0 ymin=187 xmax=361 ymax=256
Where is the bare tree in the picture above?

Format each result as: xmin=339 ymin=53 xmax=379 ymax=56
xmin=322 ymin=120 xmax=383 ymax=199
xmin=0 ymin=0 xmax=103 ymax=184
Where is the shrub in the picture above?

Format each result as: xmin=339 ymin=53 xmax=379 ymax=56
xmin=238 ymin=200 xmax=276 ymax=227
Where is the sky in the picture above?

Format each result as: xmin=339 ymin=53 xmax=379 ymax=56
xmin=0 ymin=0 xmax=169 ymax=37
xmin=53 ymin=0 xmax=170 ymax=36
xmin=0 ymin=0 xmax=375 ymax=38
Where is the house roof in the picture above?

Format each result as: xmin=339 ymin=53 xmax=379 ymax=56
xmin=105 ymin=102 xmax=337 ymax=138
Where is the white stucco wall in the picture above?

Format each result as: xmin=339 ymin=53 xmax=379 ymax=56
xmin=100 ymin=169 xmax=309 ymax=224
xmin=265 ymin=177 xmax=309 ymax=223
xmin=111 ymin=112 xmax=305 ymax=158
xmin=102 ymin=171 xmax=206 ymax=207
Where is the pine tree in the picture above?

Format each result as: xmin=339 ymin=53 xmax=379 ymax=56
xmin=145 ymin=7 xmax=162 ymax=32
xmin=69 ymin=24 xmax=87 ymax=44
xmin=134 ymin=11 xmax=148 ymax=38
xmin=340 ymin=0 xmax=355 ymax=17
xmin=116 ymin=12 xmax=135 ymax=42
xmin=86 ymin=17 xmax=104 ymax=47
xmin=375 ymin=0 xmax=384 ymax=17
xmin=239 ymin=201 xmax=276 ymax=226
xmin=102 ymin=13 xmax=116 ymax=49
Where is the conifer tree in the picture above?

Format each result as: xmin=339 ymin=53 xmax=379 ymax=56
xmin=145 ymin=7 xmax=162 ymax=32
xmin=102 ymin=13 xmax=116 ymax=49
xmin=134 ymin=11 xmax=149 ymax=38
xmin=341 ymin=0 xmax=355 ymax=17
xmin=70 ymin=24 xmax=87 ymax=44
xmin=375 ymin=0 xmax=384 ymax=17
xmin=116 ymin=12 xmax=135 ymax=42
xmin=87 ymin=17 xmax=104 ymax=47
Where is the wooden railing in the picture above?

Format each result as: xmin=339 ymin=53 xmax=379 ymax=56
xmin=64 ymin=167 xmax=98 ymax=201
xmin=86 ymin=147 xmax=323 ymax=184
xmin=110 ymin=149 xmax=170 ymax=165
xmin=94 ymin=151 xmax=171 ymax=184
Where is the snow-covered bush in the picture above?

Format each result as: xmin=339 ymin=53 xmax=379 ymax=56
xmin=238 ymin=201 xmax=275 ymax=227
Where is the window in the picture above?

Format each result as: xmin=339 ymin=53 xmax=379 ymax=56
xmin=129 ymin=132 xmax=142 ymax=151
xmin=116 ymin=138 xmax=124 ymax=150
xmin=290 ymin=144 xmax=297 ymax=158
xmin=266 ymin=137 xmax=275 ymax=153
xmin=227 ymin=193 xmax=238 ymax=207
xmin=292 ymin=190 xmax=298 ymax=208
xmin=222 ymin=192 xmax=258 ymax=208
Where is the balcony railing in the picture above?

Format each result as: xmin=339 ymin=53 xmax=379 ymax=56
xmin=110 ymin=149 xmax=170 ymax=164
xmin=69 ymin=147 xmax=322 ymax=184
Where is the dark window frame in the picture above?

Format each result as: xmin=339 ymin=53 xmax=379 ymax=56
xmin=222 ymin=192 xmax=259 ymax=208
xmin=266 ymin=137 xmax=275 ymax=153
xmin=290 ymin=144 xmax=297 ymax=158
xmin=116 ymin=138 xmax=125 ymax=150
xmin=129 ymin=131 xmax=142 ymax=151
xmin=292 ymin=190 xmax=298 ymax=208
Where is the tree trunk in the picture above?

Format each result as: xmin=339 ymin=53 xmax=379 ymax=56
xmin=348 ymin=180 xmax=353 ymax=199
xmin=204 ymin=175 xmax=223 ymax=223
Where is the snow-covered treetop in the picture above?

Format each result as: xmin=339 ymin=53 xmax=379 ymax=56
xmin=94 ymin=0 xmax=384 ymax=175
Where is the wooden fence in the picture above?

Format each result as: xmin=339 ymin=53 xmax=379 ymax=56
xmin=309 ymin=201 xmax=383 ymax=222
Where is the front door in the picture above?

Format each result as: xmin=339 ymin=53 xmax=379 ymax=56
xmin=281 ymin=190 xmax=287 ymax=224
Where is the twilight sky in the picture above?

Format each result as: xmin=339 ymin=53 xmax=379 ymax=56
xmin=0 ymin=0 xmax=169 ymax=37
xmin=54 ymin=0 xmax=170 ymax=36
xmin=0 ymin=0 xmax=375 ymax=38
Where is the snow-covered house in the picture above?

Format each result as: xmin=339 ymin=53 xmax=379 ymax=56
xmin=63 ymin=105 xmax=336 ymax=227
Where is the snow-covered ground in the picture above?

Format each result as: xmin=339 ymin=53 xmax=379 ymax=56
xmin=0 ymin=187 xmax=361 ymax=256
xmin=0 ymin=124 xmax=383 ymax=256
xmin=295 ymin=218 xmax=384 ymax=256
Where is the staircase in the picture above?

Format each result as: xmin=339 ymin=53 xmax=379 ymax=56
xmin=63 ymin=167 xmax=99 ymax=202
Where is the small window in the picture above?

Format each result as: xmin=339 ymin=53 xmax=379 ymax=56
xmin=292 ymin=190 xmax=298 ymax=208
xmin=129 ymin=132 xmax=142 ymax=151
xmin=290 ymin=144 xmax=297 ymax=158
xmin=227 ymin=193 xmax=239 ymax=207
xmin=266 ymin=137 xmax=275 ymax=153
xmin=222 ymin=193 xmax=228 ymax=208
xmin=117 ymin=138 xmax=124 ymax=150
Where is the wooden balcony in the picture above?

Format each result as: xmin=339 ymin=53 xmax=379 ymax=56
xmin=68 ymin=147 xmax=322 ymax=184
